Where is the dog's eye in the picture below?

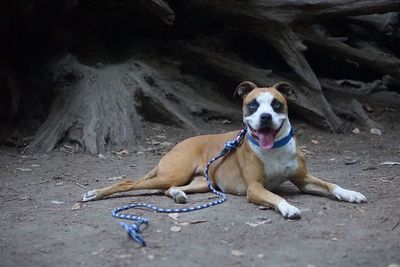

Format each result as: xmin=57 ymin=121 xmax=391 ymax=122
xmin=247 ymin=100 xmax=259 ymax=114
xmin=271 ymin=99 xmax=283 ymax=112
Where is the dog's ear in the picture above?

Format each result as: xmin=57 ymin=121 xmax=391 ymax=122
xmin=273 ymin=81 xmax=296 ymax=99
xmin=234 ymin=81 xmax=257 ymax=98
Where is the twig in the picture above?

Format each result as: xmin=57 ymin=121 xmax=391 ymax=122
xmin=392 ymin=221 xmax=400 ymax=231
xmin=75 ymin=182 xmax=87 ymax=189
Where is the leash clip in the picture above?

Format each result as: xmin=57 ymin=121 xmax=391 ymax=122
xmin=120 ymin=222 xmax=146 ymax=246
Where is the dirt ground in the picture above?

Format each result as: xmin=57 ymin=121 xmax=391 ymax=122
xmin=1 ymin=108 xmax=399 ymax=267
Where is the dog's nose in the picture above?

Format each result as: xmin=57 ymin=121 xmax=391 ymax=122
xmin=260 ymin=113 xmax=272 ymax=123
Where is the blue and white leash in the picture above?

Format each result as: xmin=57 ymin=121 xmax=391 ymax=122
xmin=112 ymin=127 xmax=248 ymax=246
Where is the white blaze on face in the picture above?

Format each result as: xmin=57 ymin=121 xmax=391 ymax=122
xmin=244 ymin=92 xmax=286 ymax=131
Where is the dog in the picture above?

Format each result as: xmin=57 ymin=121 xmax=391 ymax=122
xmin=81 ymin=81 xmax=366 ymax=219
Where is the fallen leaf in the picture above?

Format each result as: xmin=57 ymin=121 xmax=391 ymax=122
xmin=231 ymin=250 xmax=245 ymax=257
xmin=54 ymin=182 xmax=64 ymax=186
xmin=311 ymin=139 xmax=319 ymax=145
xmin=97 ymin=154 xmax=107 ymax=159
xmin=370 ymin=128 xmax=382 ymax=136
xmin=222 ymin=119 xmax=231 ymax=125
xmin=379 ymin=161 xmax=400 ymax=166
xmin=245 ymin=221 xmax=266 ymax=227
xmin=15 ymin=168 xmax=32 ymax=172
xmin=71 ymin=202 xmax=84 ymax=210
xmin=159 ymin=141 xmax=173 ymax=147
xmin=116 ymin=149 xmax=129 ymax=156
xmin=107 ymin=175 xmax=126 ymax=181
xmin=352 ymin=128 xmax=360 ymax=134
xmin=168 ymin=213 xmax=179 ymax=221
xmin=300 ymin=146 xmax=315 ymax=155
xmin=364 ymin=104 xmax=374 ymax=112
xmin=147 ymin=140 xmax=160 ymax=145
xmin=170 ymin=226 xmax=181 ymax=232
xmin=344 ymin=158 xmax=358 ymax=165
xmin=51 ymin=200 xmax=64 ymax=205
xmin=177 ymin=220 xmax=207 ymax=226
xmin=362 ymin=166 xmax=377 ymax=171
xmin=114 ymin=254 xmax=132 ymax=259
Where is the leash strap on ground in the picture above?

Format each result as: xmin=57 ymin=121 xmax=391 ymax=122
xmin=111 ymin=127 xmax=248 ymax=246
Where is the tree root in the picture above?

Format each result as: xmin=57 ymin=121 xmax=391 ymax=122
xmin=28 ymin=54 xmax=239 ymax=154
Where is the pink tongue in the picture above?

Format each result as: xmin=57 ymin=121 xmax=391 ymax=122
xmin=258 ymin=131 xmax=274 ymax=150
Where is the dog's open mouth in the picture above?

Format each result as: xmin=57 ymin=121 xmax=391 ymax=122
xmin=249 ymin=126 xmax=279 ymax=150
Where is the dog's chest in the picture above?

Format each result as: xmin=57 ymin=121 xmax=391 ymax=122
xmin=249 ymin=139 xmax=299 ymax=190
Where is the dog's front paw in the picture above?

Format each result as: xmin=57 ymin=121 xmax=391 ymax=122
xmin=332 ymin=186 xmax=367 ymax=203
xmin=81 ymin=190 xmax=100 ymax=202
xmin=276 ymin=200 xmax=301 ymax=219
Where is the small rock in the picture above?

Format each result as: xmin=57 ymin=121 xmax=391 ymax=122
xmin=259 ymin=205 xmax=271 ymax=210
xmin=231 ymin=250 xmax=245 ymax=257
xmin=148 ymin=254 xmax=154 ymax=260
xmin=54 ymin=182 xmax=64 ymax=186
xmin=388 ymin=264 xmax=400 ymax=267
xmin=51 ymin=200 xmax=64 ymax=205
xmin=352 ymin=128 xmax=360 ymax=134
xmin=170 ymin=226 xmax=181 ymax=232
xmin=222 ymin=119 xmax=231 ymax=125
xmin=257 ymin=254 xmax=264 ymax=258
xmin=97 ymin=154 xmax=107 ymax=159
xmin=370 ymin=128 xmax=382 ymax=135
xmin=31 ymin=164 xmax=40 ymax=167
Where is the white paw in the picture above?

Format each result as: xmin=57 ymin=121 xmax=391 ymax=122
xmin=169 ymin=188 xmax=187 ymax=204
xmin=332 ymin=186 xmax=367 ymax=203
xmin=81 ymin=190 xmax=100 ymax=202
xmin=276 ymin=200 xmax=301 ymax=219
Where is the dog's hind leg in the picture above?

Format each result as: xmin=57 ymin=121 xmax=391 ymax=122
xmin=81 ymin=167 xmax=193 ymax=202
xmin=165 ymin=176 xmax=210 ymax=203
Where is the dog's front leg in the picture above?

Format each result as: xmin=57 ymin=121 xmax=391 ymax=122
xmin=291 ymin=174 xmax=367 ymax=203
xmin=247 ymin=182 xmax=301 ymax=219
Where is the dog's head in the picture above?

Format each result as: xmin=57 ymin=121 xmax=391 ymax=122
xmin=234 ymin=81 xmax=295 ymax=150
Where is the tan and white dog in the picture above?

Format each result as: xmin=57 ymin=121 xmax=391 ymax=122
xmin=82 ymin=81 xmax=366 ymax=219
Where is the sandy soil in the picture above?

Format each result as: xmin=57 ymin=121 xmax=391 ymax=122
xmin=1 ymin=109 xmax=399 ymax=267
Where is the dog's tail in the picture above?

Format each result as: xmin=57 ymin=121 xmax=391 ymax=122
xmin=138 ymin=166 xmax=157 ymax=181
